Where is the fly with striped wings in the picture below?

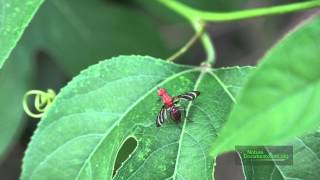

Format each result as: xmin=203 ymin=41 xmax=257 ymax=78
xmin=156 ymin=87 xmax=200 ymax=127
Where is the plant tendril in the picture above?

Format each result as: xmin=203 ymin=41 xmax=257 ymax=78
xmin=192 ymin=20 xmax=215 ymax=66
xmin=167 ymin=22 xmax=206 ymax=61
xmin=157 ymin=0 xmax=320 ymax=22
xmin=23 ymin=89 xmax=56 ymax=118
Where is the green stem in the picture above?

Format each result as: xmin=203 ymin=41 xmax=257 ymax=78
xmin=167 ymin=23 xmax=205 ymax=61
xmin=192 ymin=21 xmax=215 ymax=65
xmin=157 ymin=0 xmax=319 ymax=65
xmin=157 ymin=0 xmax=320 ymax=22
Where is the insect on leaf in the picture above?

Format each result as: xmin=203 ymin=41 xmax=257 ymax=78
xmin=21 ymin=56 xmax=253 ymax=179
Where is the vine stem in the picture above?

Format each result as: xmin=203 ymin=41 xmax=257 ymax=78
xmin=167 ymin=22 xmax=205 ymax=61
xmin=167 ymin=21 xmax=216 ymax=65
xmin=157 ymin=0 xmax=320 ymax=22
xmin=157 ymin=0 xmax=320 ymax=65
xmin=192 ymin=21 xmax=215 ymax=66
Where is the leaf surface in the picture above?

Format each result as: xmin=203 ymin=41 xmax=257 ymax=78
xmin=211 ymin=15 xmax=320 ymax=156
xmin=22 ymin=56 xmax=253 ymax=179
xmin=0 ymin=0 xmax=43 ymax=69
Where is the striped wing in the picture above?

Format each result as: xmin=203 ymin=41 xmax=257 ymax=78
xmin=175 ymin=91 xmax=200 ymax=101
xmin=156 ymin=106 xmax=168 ymax=127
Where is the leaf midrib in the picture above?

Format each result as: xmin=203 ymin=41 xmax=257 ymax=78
xmin=171 ymin=70 xmax=205 ymax=180
xmin=170 ymin=70 xmax=237 ymax=180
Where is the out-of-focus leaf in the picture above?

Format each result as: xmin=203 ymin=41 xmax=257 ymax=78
xmin=21 ymin=56 xmax=253 ymax=179
xmin=23 ymin=0 xmax=187 ymax=76
xmin=211 ymin=15 xmax=320 ymax=157
xmin=0 ymin=0 xmax=43 ymax=69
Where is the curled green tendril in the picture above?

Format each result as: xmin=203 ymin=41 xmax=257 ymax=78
xmin=23 ymin=89 xmax=56 ymax=118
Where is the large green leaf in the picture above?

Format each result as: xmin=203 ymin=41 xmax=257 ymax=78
xmin=0 ymin=0 xmax=43 ymax=69
xmin=211 ymin=15 xmax=320 ymax=157
xmin=21 ymin=56 xmax=253 ymax=179
xmin=242 ymin=128 xmax=320 ymax=179
xmin=0 ymin=40 xmax=33 ymax=161
xmin=22 ymin=0 xmax=187 ymax=76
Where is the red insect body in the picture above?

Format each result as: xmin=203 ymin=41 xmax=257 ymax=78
xmin=157 ymin=88 xmax=173 ymax=108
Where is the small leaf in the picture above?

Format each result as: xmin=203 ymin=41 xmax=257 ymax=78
xmin=21 ymin=56 xmax=253 ymax=179
xmin=243 ymin=128 xmax=320 ymax=179
xmin=0 ymin=0 xmax=43 ymax=69
xmin=211 ymin=15 xmax=320 ymax=157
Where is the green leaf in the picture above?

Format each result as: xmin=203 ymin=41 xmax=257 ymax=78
xmin=0 ymin=0 xmax=43 ymax=69
xmin=211 ymin=15 xmax=320 ymax=157
xmin=0 ymin=41 xmax=33 ymax=160
xmin=242 ymin=128 xmax=320 ymax=179
xmin=21 ymin=56 xmax=253 ymax=179
xmin=22 ymin=0 xmax=187 ymax=76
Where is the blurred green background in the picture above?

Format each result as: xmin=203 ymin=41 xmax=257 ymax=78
xmin=0 ymin=0 xmax=318 ymax=179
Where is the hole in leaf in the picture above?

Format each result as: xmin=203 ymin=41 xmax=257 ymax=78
xmin=113 ymin=136 xmax=138 ymax=176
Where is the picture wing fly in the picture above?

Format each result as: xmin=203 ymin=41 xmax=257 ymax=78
xmin=175 ymin=91 xmax=200 ymax=102
xmin=156 ymin=106 xmax=168 ymax=127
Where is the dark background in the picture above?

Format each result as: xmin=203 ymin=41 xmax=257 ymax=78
xmin=0 ymin=0 xmax=318 ymax=179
